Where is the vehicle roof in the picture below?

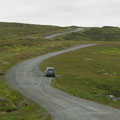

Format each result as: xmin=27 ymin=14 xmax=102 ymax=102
xmin=46 ymin=67 xmax=55 ymax=69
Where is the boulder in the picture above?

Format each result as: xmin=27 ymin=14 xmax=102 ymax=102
xmin=0 ymin=97 xmax=5 ymax=101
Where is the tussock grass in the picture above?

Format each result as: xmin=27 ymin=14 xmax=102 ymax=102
xmin=41 ymin=42 xmax=120 ymax=108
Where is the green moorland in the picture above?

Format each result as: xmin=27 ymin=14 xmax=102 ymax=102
xmin=58 ymin=26 xmax=120 ymax=41
xmin=41 ymin=43 xmax=120 ymax=108
xmin=0 ymin=22 xmax=86 ymax=120
xmin=0 ymin=22 xmax=74 ymax=40
xmin=41 ymin=27 xmax=120 ymax=108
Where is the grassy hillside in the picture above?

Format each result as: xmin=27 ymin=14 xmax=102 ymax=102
xmin=60 ymin=26 xmax=120 ymax=41
xmin=0 ymin=22 xmax=74 ymax=41
xmin=0 ymin=22 xmax=85 ymax=119
xmin=41 ymin=42 xmax=120 ymax=108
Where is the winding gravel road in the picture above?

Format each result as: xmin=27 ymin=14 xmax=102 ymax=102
xmin=6 ymin=29 xmax=120 ymax=120
xmin=45 ymin=28 xmax=84 ymax=39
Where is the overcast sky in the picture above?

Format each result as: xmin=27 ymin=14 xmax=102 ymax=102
xmin=0 ymin=0 xmax=120 ymax=27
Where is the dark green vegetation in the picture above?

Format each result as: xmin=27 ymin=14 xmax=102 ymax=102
xmin=41 ymin=43 xmax=120 ymax=108
xmin=60 ymin=26 xmax=120 ymax=41
xmin=0 ymin=22 xmax=84 ymax=119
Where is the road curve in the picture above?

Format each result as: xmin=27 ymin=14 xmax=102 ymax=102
xmin=6 ymin=43 xmax=120 ymax=120
xmin=45 ymin=28 xmax=84 ymax=39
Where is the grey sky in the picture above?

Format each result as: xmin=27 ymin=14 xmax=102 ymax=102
xmin=0 ymin=0 xmax=120 ymax=27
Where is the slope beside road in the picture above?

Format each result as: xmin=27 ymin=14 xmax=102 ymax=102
xmin=45 ymin=28 xmax=83 ymax=39
xmin=6 ymin=29 xmax=120 ymax=120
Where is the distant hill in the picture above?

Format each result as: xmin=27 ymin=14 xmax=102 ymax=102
xmin=61 ymin=26 xmax=120 ymax=41
xmin=0 ymin=22 xmax=73 ymax=41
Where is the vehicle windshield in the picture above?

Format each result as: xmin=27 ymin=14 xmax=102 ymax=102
xmin=48 ymin=69 xmax=54 ymax=73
